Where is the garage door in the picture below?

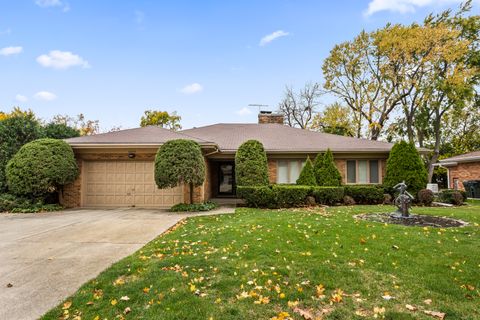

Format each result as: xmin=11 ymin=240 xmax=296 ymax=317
xmin=83 ymin=160 xmax=184 ymax=207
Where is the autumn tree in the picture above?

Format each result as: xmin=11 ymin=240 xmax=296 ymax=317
xmin=311 ymin=103 xmax=356 ymax=136
xmin=52 ymin=114 xmax=100 ymax=136
xmin=277 ymin=83 xmax=323 ymax=129
xmin=140 ymin=110 xmax=182 ymax=130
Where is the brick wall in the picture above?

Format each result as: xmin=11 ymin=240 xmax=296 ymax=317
xmin=448 ymin=161 xmax=480 ymax=190
xmin=268 ymin=159 xmax=277 ymax=183
xmin=258 ymin=113 xmax=284 ymax=124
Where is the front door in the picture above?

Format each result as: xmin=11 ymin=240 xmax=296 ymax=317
xmin=218 ymin=162 xmax=235 ymax=196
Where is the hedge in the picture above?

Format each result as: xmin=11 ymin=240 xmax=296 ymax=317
xmin=312 ymin=187 xmax=344 ymax=205
xmin=344 ymin=185 xmax=384 ymax=204
xmin=272 ymin=185 xmax=311 ymax=208
xmin=237 ymin=186 xmax=276 ymax=208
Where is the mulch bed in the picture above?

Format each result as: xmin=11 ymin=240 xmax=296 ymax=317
xmin=355 ymin=213 xmax=468 ymax=228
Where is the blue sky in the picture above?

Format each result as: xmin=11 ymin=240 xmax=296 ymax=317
xmin=0 ymin=0 xmax=478 ymax=130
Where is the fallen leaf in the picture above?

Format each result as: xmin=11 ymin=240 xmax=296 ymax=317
xmin=6 ymin=283 xmax=13 ymax=288
xmin=355 ymin=309 xmax=369 ymax=317
xmin=405 ymin=304 xmax=417 ymax=311
xmin=423 ymin=299 xmax=432 ymax=305
xmin=293 ymin=307 xmax=314 ymax=320
xmin=423 ymin=310 xmax=446 ymax=319
xmin=124 ymin=307 xmax=131 ymax=314
xmin=111 ymin=299 xmax=117 ymax=306
xmin=62 ymin=301 xmax=72 ymax=310
xmin=120 ymin=296 xmax=130 ymax=301
xmin=86 ymin=301 xmax=94 ymax=306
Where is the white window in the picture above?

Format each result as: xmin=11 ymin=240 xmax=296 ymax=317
xmin=276 ymin=160 xmax=304 ymax=184
xmin=346 ymin=160 xmax=380 ymax=184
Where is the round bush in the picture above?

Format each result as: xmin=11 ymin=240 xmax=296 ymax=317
xmin=235 ymin=140 xmax=269 ymax=186
xmin=417 ymin=189 xmax=434 ymax=206
xmin=384 ymin=141 xmax=428 ymax=197
xmin=154 ymin=139 xmax=205 ymax=203
xmin=6 ymin=138 xmax=79 ymax=197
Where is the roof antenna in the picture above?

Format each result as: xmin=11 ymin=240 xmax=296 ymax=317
xmin=248 ymin=104 xmax=269 ymax=113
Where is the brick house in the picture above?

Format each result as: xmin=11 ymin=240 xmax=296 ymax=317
xmin=437 ymin=151 xmax=480 ymax=190
xmin=61 ymin=112 xmax=409 ymax=208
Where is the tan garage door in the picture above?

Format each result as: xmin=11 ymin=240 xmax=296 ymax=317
xmin=83 ymin=160 xmax=183 ymax=207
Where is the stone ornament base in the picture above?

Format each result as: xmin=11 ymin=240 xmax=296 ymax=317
xmin=354 ymin=213 xmax=468 ymax=228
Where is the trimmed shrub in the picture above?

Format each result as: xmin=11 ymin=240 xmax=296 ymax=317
xmin=344 ymin=185 xmax=384 ymax=204
xmin=0 ymin=114 xmax=43 ymax=192
xmin=296 ymin=157 xmax=316 ymax=186
xmin=272 ymin=185 xmax=311 ymax=207
xmin=313 ymin=153 xmax=324 ymax=185
xmin=155 ymin=139 xmax=205 ymax=204
xmin=418 ymin=189 xmax=434 ymax=206
xmin=170 ymin=201 xmax=218 ymax=212
xmin=383 ymin=141 xmax=428 ymax=198
xmin=6 ymin=139 xmax=79 ymax=197
xmin=438 ymin=190 xmax=464 ymax=205
xmin=312 ymin=187 xmax=344 ymax=205
xmin=43 ymin=123 xmax=80 ymax=139
xmin=235 ymin=140 xmax=269 ymax=186
xmin=343 ymin=195 xmax=356 ymax=205
xmin=237 ymin=186 xmax=276 ymax=208
xmin=316 ymin=149 xmax=342 ymax=186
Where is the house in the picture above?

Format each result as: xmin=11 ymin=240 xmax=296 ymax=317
xmin=61 ymin=111 xmax=403 ymax=208
xmin=437 ymin=151 xmax=480 ymax=190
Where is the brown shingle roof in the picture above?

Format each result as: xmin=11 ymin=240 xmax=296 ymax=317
xmin=181 ymin=123 xmax=397 ymax=153
xmin=65 ymin=126 xmax=213 ymax=146
xmin=439 ymin=151 xmax=480 ymax=163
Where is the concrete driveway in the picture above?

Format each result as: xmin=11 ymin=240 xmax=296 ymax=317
xmin=0 ymin=208 xmax=197 ymax=320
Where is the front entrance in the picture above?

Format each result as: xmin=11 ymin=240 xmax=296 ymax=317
xmin=217 ymin=161 xmax=236 ymax=196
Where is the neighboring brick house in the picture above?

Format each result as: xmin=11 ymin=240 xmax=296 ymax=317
xmin=437 ymin=151 xmax=480 ymax=190
xmin=61 ymin=111 xmax=416 ymax=208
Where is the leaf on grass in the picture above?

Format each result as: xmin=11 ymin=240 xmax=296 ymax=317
xmin=355 ymin=309 xmax=369 ymax=317
xmin=110 ymin=299 xmax=117 ymax=306
xmin=405 ymin=304 xmax=417 ymax=311
xmin=124 ymin=307 xmax=131 ymax=314
xmin=293 ymin=307 xmax=315 ymax=320
xmin=62 ymin=301 xmax=72 ymax=310
xmin=120 ymin=296 xmax=130 ymax=301
xmin=423 ymin=299 xmax=432 ymax=305
xmin=423 ymin=310 xmax=446 ymax=319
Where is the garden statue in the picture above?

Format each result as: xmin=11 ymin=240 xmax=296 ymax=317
xmin=391 ymin=181 xmax=414 ymax=218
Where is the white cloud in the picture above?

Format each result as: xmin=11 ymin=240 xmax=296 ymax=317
xmin=259 ymin=30 xmax=289 ymax=46
xmin=34 ymin=91 xmax=57 ymax=101
xmin=180 ymin=83 xmax=203 ymax=94
xmin=35 ymin=0 xmax=70 ymax=12
xmin=236 ymin=107 xmax=252 ymax=116
xmin=36 ymin=50 xmax=90 ymax=69
xmin=15 ymin=94 xmax=28 ymax=103
xmin=0 ymin=46 xmax=23 ymax=56
xmin=364 ymin=0 xmax=462 ymax=16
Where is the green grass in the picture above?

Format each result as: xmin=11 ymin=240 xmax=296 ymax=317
xmin=43 ymin=203 xmax=480 ymax=320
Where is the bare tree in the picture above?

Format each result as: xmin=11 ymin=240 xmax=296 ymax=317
xmin=278 ymin=82 xmax=323 ymax=129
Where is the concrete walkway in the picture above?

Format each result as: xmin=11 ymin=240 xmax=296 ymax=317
xmin=0 ymin=207 xmax=234 ymax=320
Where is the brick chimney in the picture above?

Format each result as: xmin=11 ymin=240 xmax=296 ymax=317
xmin=258 ymin=111 xmax=284 ymax=124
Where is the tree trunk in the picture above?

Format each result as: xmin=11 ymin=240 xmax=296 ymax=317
xmin=189 ymin=183 xmax=194 ymax=204
xmin=427 ymin=113 xmax=442 ymax=183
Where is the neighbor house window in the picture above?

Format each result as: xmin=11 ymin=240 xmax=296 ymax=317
xmin=277 ymin=160 xmax=304 ymax=184
xmin=346 ymin=160 xmax=380 ymax=184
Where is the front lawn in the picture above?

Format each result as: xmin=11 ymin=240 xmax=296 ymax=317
xmin=43 ymin=203 xmax=480 ymax=320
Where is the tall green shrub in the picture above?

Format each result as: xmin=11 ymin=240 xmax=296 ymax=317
xmin=0 ymin=114 xmax=43 ymax=192
xmin=6 ymin=139 xmax=79 ymax=197
xmin=317 ymin=149 xmax=342 ymax=186
xmin=235 ymin=140 xmax=269 ymax=186
xmin=313 ymin=153 xmax=324 ymax=184
xmin=383 ymin=141 xmax=428 ymax=196
xmin=296 ymin=157 xmax=316 ymax=186
xmin=155 ymin=139 xmax=205 ymax=204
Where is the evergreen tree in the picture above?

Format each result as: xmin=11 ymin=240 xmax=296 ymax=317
xmin=313 ymin=153 xmax=324 ymax=185
xmin=384 ymin=141 xmax=428 ymax=196
xmin=317 ymin=149 xmax=342 ymax=186
xmin=296 ymin=157 xmax=316 ymax=186
xmin=235 ymin=140 xmax=269 ymax=186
